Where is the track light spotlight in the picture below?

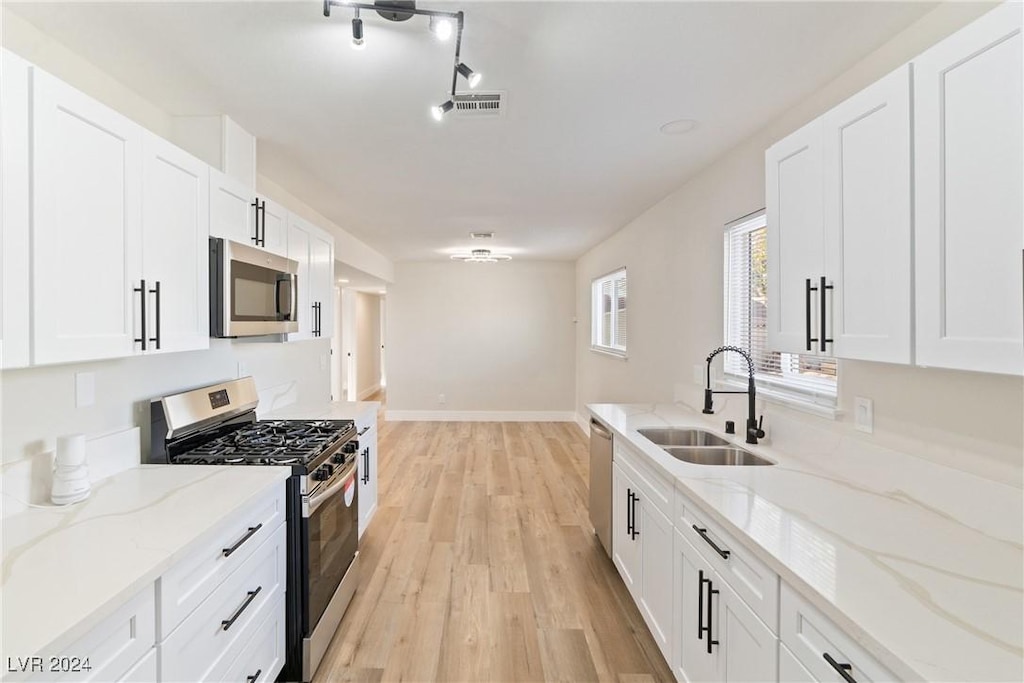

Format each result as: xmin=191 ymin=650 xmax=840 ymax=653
xmin=431 ymin=100 xmax=455 ymax=121
xmin=456 ymin=63 xmax=481 ymax=89
xmin=351 ymin=9 xmax=364 ymax=49
xmin=429 ymin=16 xmax=453 ymax=41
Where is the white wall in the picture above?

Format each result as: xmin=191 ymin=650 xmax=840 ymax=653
xmin=575 ymin=1 xmax=1022 ymax=483
xmin=355 ymin=292 xmax=382 ymax=400
xmin=387 ymin=261 xmax=575 ymax=417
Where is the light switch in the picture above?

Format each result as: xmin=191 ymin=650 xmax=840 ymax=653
xmin=854 ymin=397 xmax=873 ymax=434
xmin=75 ymin=372 xmax=96 ymax=408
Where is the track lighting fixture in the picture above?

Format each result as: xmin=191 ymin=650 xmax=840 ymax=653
xmin=431 ymin=100 xmax=454 ymax=121
xmin=429 ymin=15 xmax=453 ymax=41
xmin=351 ymin=8 xmax=364 ymax=49
xmin=456 ymin=63 xmax=481 ymax=88
xmin=324 ymin=1 xmax=486 ymax=120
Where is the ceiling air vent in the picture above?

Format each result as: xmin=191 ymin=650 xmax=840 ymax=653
xmin=453 ymin=92 xmax=505 ymax=118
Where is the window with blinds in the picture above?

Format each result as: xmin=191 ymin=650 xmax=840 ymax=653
xmin=724 ymin=213 xmax=836 ymax=406
xmin=591 ymin=268 xmax=627 ymax=356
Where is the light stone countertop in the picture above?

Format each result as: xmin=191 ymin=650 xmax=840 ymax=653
xmin=0 ymin=465 xmax=290 ymax=662
xmin=588 ymin=402 xmax=1023 ymax=682
xmin=261 ymin=400 xmax=380 ymax=424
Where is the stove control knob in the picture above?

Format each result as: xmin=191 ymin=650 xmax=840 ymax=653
xmin=311 ymin=468 xmax=328 ymax=481
xmin=342 ymin=441 xmax=359 ymax=454
xmin=331 ymin=453 xmax=345 ymax=465
xmin=323 ymin=463 xmax=335 ymax=478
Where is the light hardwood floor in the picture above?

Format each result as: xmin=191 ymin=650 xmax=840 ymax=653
xmin=315 ymin=420 xmax=674 ymax=683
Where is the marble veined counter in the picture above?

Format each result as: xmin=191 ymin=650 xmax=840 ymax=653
xmin=0 ymin=465 xmax=290 ymax=662
xmin=588 ymin=403 xmax=1022 ymax=682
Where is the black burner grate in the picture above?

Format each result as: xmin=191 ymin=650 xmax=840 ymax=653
xmin=174 ymin=419 xmax=354 ymax=467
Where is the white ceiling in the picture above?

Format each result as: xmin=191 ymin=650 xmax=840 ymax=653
xmin=7 ymin=1 xmax=935 ymax=262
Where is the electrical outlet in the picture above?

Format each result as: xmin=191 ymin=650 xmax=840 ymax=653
xmin=855 ymin=397 xmax=874 ymax=434
xmin=319 ymin=354 xmax=328 ymax=370
xmin=75 ymin=372 xmax=95 ymax=408
xmin=438 ymin=393 xmax=446 ymax=405
xmin=237 ymin=361 xmax=249 ymax=378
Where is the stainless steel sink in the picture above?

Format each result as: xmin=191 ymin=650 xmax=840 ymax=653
xmin=637 ymin=428 xmax=731 ymax=447
xmin=663 ymin=446 xmax=775 ymax=466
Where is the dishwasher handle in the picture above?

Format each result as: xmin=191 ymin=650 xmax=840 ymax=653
xmin=590 ymin=419 xmax=612 ymax=439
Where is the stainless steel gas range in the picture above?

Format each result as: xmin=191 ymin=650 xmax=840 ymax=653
xmin=149 ymin=377 xmax=359 ymax=682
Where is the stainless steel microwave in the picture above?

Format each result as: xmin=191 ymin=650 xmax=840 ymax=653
xmin=210 ymin=238 xmax=299 ymax=337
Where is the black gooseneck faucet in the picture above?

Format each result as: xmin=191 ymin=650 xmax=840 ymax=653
xmin=702 ymin=345 xmax=765 ymax=445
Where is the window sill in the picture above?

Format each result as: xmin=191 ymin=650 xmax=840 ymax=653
xmin=590 ymin=346 xmax=628 ymax=361
xmin=717 ymin=377 xmax=840 ymax=420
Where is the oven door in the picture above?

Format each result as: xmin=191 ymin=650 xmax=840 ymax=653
xmin=211 ymin=238 xmax=299 ymax=337
xmin=303 ymin=463 xmax=359 ymax=634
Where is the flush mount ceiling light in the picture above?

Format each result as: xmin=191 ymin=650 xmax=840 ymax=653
xmin=469 ymin=231 xmax=494 ymax=239
xmin=324 ymin=0 xmax=484 ymax=120
xmin=660 ymin=118 xmax=699 ymax=136
xmin=450 ymin=249 xmax=512 ymax=263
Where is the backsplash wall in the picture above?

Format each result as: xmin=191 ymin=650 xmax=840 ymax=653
xmin=1 ymin=337 xmax=331 ymax=514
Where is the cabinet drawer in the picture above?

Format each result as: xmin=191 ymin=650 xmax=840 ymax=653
xmin=676 ymin=487 xmax=779 ymax=632
xmin=116 ymin=649 xmax=156 ymax=683
xmin=210 ymin=595 xmax=286 ymax=683
xmin=613 ymin=438 xmax=673 ymax=520
xmin=18 ymin=586 xmax=156 ymax=682
xmin=780 ymin=583 xmax=898 ymax=683
xmin=158 ymin=484 xmax=284 ymax=636
xmin=160 ymin=523 xmax=286 ymax=682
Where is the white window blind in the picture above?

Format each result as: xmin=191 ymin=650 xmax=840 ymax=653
xmin=592 ymin=268 xmax=627 ymax=356
xmin=723 ymin=213 xmax=836 ymax=406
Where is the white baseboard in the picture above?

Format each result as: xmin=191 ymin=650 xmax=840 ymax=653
xmin=357 ymin=384 xmax=381 ymax=401
xmin=385 ymin=410 xmax=577 ymax=422
xmin=574 ymin=412 xmax=590 ymax=437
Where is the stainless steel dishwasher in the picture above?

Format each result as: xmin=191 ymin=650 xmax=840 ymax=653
xmin=589 ymin=418 xmax=613 ymax=557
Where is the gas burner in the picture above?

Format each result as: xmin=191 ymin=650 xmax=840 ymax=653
xmin=171 ymin=418 xmax=356 ymax=471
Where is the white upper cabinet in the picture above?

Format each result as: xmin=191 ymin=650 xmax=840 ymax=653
xmin=31 ymin=68 xmax=143 ymax=365
xmin=768 ymin=66 xmax=913 ymax=365
xmin=287 ymin=216 xmax=313 ymax=341
xmin=209 ymin=169 xmax=257 ymax=246
xmin=258 ymin=194 xmax=289 ymax=257
xmin=287 ymin=213 xmax=334 ymax=341
xmin=823 ymin=64 xmax=913 ymax=364
xmin=766 ymin=119 xmax=824 ymax=356
xmin=914 ymin=2 xmax=1023 ymax=376
xmin=2 ymin=49 xmax=32 ymax=369
xmin=141 ymin=133 xmax=210 ymax=354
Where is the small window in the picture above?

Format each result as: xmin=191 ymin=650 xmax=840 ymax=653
xmin=723 ymin=213 xmax=836 ymax=410
xmin=591 ymin=268 xmax=627 ymax=357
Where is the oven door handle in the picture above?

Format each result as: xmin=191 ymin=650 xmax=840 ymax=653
xmin=307 ymin=467 xmax=356 ymax=517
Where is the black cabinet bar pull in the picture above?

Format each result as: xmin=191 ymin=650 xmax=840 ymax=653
xmin=251 ymin=199 xmax=261 ymax=245
xmin=806 ymin=278 xmax=818 ymax=351
xmin=706 ymin=581 xmax=719 ymax=654
xmin=222 ymin=523 xmax=263 ymax=557
xmin=823 ymin=653 xmax=857 ymax=683
xmin=626 ymin=491 xmax=634 ymax=540
xmin=134 ymin=280 xmax=148 ymax=351
xmin=362 ymin=447 xmax=369 ymax=484
xmin=697 ymin=569 xmax=707 ymax=641
xmin=692 ymin=525 xmax=731 ymax=559
xmin=819 ymin=275 xmax=834 ymax=353
xmin=221 ymin=586 xmax=262 ymax=631
xmin=317 ymin=301 xmax=322 ymax=336
xmin=148 ymin=281 xmax=161 ymax=350
xmin=246 ymin=670 xmax=262 ymax=683
xmin=258 ymin=199 xmax=267 ymax=247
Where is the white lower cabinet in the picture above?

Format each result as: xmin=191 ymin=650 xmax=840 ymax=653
xmin=779 ymin=583 xmax=897 ymax=683
xmin=779 ymin=642 xmax=816 ymax=683
xmin=357 ymin=414 xmax=379 ymax=538
xmin=672 ymin=529 xmax=776 ymax=683
xmin=159 ymin=521 xmax=286 ymax=682
xmin=612 ymin=460 xmax=674 ymax=664
xmin=211 ymin=595 xmax=286 ymax=683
